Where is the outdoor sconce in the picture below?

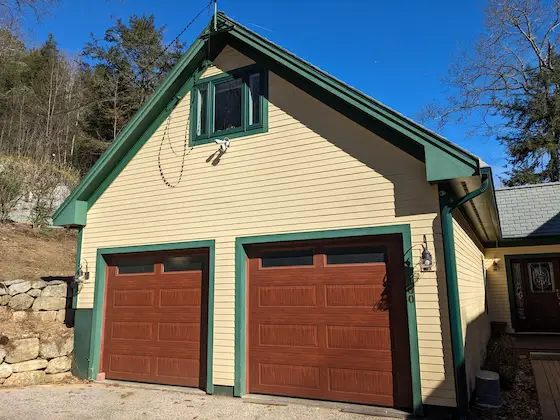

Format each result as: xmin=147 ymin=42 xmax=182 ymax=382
xmin=420 ymin=235 xmax=433 ymax=271
xmin=77 ymin=259 xmax=90 ymax=281
xmin=493 ymin=259 xmax=499 ymax=271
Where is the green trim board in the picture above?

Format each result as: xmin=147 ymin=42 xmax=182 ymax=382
xmin=438 ymin=174 xmax=489 ymax=419
xmin=72 ymin=228 xmax=83 ymax=309
xmin=87 ymin=240 xmax=216 ymax=394
xmin=190 ymin=64 xmax=268 ymax=146
xmin=72 ymin=308 xmax=93 ymax=378
xmin=233 ymin=225 xmax=423 ymax=416
xmin=504 ymin=253 xmax=560 ymax=332
xmin=53 ymin=12 xmax=484 ymax=227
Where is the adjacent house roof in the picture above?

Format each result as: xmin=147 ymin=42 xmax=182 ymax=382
xmin=53 ymin=12 xmax=484 ymax=227
xmin=496 ymin=182 xmax=560 ymax=238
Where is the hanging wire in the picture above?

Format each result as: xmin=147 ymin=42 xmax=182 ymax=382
xmin=142 ymin=0 xmax=214 ymax=87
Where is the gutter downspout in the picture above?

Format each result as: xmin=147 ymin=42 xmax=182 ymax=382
xmin=439 ymin=171 xmax=490 ymax=419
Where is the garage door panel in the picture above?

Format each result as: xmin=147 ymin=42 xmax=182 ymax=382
xmin=248 ymin=237 xmax=412 ymax=408
xmin=250 ymin=349 xmax=392 ymax=370
xmin=250 ymin=313 xmax=391 ymax=327
xmin=102 ymin=249 xmax=208 ymax=389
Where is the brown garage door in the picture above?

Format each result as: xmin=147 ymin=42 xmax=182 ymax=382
xmin=247 ymin=236 xmax=412 ymax=408
xmin=102 ymin=249 xmax=208 ymax=388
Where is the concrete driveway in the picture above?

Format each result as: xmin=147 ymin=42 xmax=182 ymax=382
xmin=0 ymin=382 xmax=393 ymax=420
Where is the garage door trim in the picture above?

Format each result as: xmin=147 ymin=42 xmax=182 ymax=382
xmin=234 ymin=225 xmax=422 ymax=416
xmin=88 ymin=240 xmax=216 ymax=394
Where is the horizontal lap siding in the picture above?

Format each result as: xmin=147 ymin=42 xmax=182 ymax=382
xmin=484 ymin=244 xmax=560 ymax=330
xmin=452 ymin=213 xmax=489 ymax=400
xmin=80 ymin=47 xmax=455 ymax=407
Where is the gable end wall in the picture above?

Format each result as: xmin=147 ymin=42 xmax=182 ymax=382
xmin=78 ymin=45 xmax=456 ymax=407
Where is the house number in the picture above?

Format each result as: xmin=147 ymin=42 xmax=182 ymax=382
xmin=408 ymin=295 xmax=415 ymax=303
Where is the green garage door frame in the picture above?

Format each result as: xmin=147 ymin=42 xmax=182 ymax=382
xmin=87 ymin=240 xmax=216 ymax=394
xmin=233 ymin=224 xmax=423 ymax=415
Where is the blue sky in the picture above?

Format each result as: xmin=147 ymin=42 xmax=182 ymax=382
xmin=23 ymin=0 xmax=507 ymax=183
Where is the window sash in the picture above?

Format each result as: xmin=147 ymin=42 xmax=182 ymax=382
xmin=192 ymin=67 xmax=265 ymax=143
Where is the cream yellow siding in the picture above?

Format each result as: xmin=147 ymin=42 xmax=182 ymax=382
xmin=79 ymin=46 xmax=456 ymax=406
xmin=484 ymin=244 xmax=560 ymax=330
xmin=452 ymin=212 xmax=489 ymax=399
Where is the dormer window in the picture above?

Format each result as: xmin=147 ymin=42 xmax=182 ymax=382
xmin=191 ymin=65 xmax=268 ymax=146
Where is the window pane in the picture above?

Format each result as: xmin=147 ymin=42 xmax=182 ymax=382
xmin=164 ymin=255 xmax=205 ymax=272
xmin=117 ymin=260 xmax=154 ymax=274
xmin=528 ymin=262 xmax=555 ymax=293
xmin=326 ymin=246 xmax=386 ymax=265
xmin=248 ymin=73 xmax=261 ymax=126
xmin=261 ymin=249 xmax=314 ymax=267
xmin=196 ymin=86 xmax=207 ymax=136
xmin=214 ymin=78 xmax=242 ymax=132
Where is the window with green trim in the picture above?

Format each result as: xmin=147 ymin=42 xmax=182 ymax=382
xmin=191 ymin=65 xmax=268 ymax=145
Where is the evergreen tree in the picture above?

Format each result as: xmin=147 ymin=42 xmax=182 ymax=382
xmin=82 ymin=14 xmax=185 ymax=143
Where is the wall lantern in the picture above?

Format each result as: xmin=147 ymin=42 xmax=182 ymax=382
xmin=420 ymin=235 xmax=433 ymax=271
xmin=493 ymin=259 xmax=499 ymax=271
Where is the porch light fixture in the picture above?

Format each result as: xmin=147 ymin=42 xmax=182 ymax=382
xmin=420 ymin=235 xmax=433 ymax=271
xmin=493 ymin=259 xmax=499 ymax=271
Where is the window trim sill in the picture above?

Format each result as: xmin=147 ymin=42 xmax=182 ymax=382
xmin=190 ymin=124 xmax=268 ymax=147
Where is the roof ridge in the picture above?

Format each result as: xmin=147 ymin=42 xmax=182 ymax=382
xmin=496 ymin=181 xmax=560 ymax=191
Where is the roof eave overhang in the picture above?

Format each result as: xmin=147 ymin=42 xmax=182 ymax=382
xmin=447 ymin=167 xmax=501 ymax=245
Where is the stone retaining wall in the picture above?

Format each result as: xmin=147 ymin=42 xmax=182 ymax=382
xmin=0 ymin=332 xmax=74 ymax=386
xmin=0 ymin=279 xmax=72 ymax=322
xmin=0 ymin=278 xmax=75 ymax=387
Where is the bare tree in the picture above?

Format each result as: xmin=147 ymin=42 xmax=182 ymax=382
xmin=422 ymin=0 xmax=560 ymax=184
xmin=0 ymin=0 xmax=59 ymax=30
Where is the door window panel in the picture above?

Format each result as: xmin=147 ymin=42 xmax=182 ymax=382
xmin=164 ymin=255 xmax=205 ymax=272
xmin=512 ymin=262 xmax=526 ymax=320
xmin=326 ymin=246 xmax=386 ymax=265
xmin=261 ymin=249 xmax=314 ymax=267
xmin=117 ymin=260 xmax=154 ymax=274
xmin=528 ymin=262 xmax=555 ymax=293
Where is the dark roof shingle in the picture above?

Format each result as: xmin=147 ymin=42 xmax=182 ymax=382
xmin=496 ymin=182 xmax=560 ymax=238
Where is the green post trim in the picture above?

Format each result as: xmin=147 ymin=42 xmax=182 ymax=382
xmin=438 ymin=173 xmax=490 ymax=418
xmin=87 ymin=240 xmax=216 ymax=394
xmin=504 ymin=253 xmax=560 ymax=332
xmin=72 ymin=228 xmax=83 ymax=309
xmin=233 ymin=225 xmax=423 ymax=415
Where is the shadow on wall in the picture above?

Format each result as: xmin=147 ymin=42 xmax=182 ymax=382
xmin=530 ymin=211 xmax=560 ymax=237
xmin=256 ymin=73 xmax=438 ymax=219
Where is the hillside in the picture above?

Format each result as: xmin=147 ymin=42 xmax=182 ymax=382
xmin=0 ymin=223 xmax=77 ymax=281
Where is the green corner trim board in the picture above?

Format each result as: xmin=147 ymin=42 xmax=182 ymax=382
xmin=85 ymin=240 xmax=216 ymax=394
xmin=53 ymin=12 xmax=483 ymax=227
xmin=233 ymin=225 xmax=423 ymax=416
xmin=439 ymin=174 xmax=490 ymax=419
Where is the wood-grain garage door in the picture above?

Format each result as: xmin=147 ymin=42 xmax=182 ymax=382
xmin=102 ymin=249 xmax=208 ymax=388
xmin=247 ymin=236 xmax=412 ymax=408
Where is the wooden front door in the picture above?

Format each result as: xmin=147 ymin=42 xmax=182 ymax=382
xmin=247 ymin=235 xmax=412 ymax=409
xmin=102 ymin=249 xmax=209 ymax=388
xmin=510 ymin=256 xmax=560 ymax=332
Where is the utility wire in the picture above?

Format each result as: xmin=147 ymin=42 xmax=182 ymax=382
xmin=141 ymin=0 xmax=213 ymax=87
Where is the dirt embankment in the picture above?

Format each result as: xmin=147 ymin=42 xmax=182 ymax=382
xmin=0 ymin=223 xmax=76 ymax=281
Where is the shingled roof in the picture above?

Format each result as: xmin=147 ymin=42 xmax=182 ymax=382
xmin=496 ymin=182 xmax=560 ymax=238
